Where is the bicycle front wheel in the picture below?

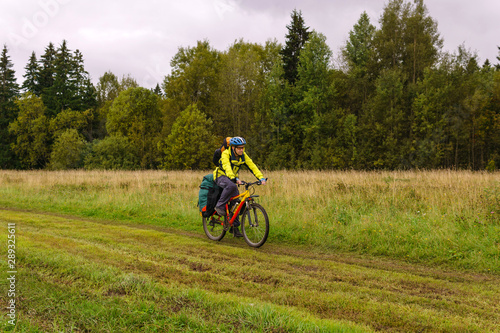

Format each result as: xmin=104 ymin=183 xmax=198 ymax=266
xmin=203 ymin=215 xmax=226 ymax=241
xmin=241 ymin=203 xmax=269 ymax=248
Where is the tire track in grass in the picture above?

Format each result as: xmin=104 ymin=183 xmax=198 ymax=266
xmin=2 ymin=208 xmax=500 ymax=332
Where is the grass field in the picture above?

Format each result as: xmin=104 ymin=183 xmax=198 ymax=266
xmin=1 ymin=170 xmax=499 ymax=332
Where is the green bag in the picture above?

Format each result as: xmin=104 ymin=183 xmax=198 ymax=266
xmin=198 ymin=173 xmax=221 ymax=217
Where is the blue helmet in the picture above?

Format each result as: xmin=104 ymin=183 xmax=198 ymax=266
xmin=230 ymin=136 xmax=246 ymax=146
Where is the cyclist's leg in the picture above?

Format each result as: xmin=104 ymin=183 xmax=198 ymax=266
xmin=214 ymin=176 xmax=238 ymax=214
xmin=228 ymin=199 xmax=241 ymax=227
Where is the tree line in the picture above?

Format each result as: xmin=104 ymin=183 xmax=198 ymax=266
xmin=1 ymin=0 xmax=499 ymax=171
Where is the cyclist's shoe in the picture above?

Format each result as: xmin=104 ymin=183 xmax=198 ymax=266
xmin=230 ymin=226 xmax=243 ymax=237
xmin=215 ymin=206 xmax=226 ymax=216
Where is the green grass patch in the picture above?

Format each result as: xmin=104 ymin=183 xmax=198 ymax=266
xmin=1 ymin=209 xmax=499 ymax=332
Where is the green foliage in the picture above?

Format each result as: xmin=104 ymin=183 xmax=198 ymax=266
xmin=107 ymin=87 xmax=162 ymax=169
xmin=373 ymin=0 xmax=442 ymax=84
xmin=344 ymin=12 xmax=376 ymax=71
xmin=22 ymin=51 xmax=40 ymax=95
xmin=50 ymin=108 xmax=92 ymax=140
xmin=0 ymin=45 xmax=20 ymax=168
xmin=26 ymin=41 xmax=96 ymax=118
xmin=280 ymin=9 xmax=310 ymax=84
xmin=159 ymin=105 xmax=217 ymax=170
xmin=213 ymin=39 xmax=278 ymax=140
xmin=48 ymin=129 xmax=87 ymax=170
xmin=162 ymin=40 xmax=220 ymax=134
xmin=38 ymin=42 xmax=56 ymax=98
xmin=361 ymin=68 xmax=408 ymax=169
xmin=96 ymin=71 xmax=121 ymax=105
xmin=1 ymin=2 xmax=500 ymax=171
xmin=84 ymin=135 xmax=139 ymax=170
xmin=9 ymin=93 xmax=50 ymax=169
xmin=342 ymin=12 xmax=377 ymax=111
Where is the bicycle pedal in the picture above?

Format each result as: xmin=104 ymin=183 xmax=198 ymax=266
xmin=222 ymin=219 xmax=230 ymax=231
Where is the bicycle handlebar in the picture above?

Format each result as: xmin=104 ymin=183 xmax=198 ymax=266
xmin=239 ymin=178 xmax=268 ymax=189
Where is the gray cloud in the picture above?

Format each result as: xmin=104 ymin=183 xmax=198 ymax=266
xmin=1 ymin=0 xmax=499 ymax=89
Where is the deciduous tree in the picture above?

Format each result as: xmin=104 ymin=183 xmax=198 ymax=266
xmin=9 ymin=93 xmax=49 ymax=169
xmin=84 ymin=135 xmax=138 ymax=170
xmin=159 ymin=104 xmax=217 ymax=170
xmin=107 ymin=87 xmax=162 ymax=168
xmin=162 ymin=40 xmax=220 ymax=134
xmin=48 ymin=128 xmax=87 ymax=170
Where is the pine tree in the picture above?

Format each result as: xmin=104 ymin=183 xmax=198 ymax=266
xmin=39 ymin=42 xmax=57 ymax=116
xmin=71 ymin=49 xmax=86 ymax=110
xmin=71 ymin=49 xmax=97 ymax=111
xmin=39 ymin=43 xmax=56 ymax=91
xmin=22 ymin=52 xmax=40 ymax=95
xmin=50 ymin=40 xmax=74 ymax=113
xmin=153 ymin=84 xmax=162 ymax=96
xmin=37 ymin=41 xmax=96 ymax=116
xmin=0 ymin=44 xmax=20 ymax=168
xmin=295 ymin=31 xmax=339 ymax=168
xmin=280 ymin=9 xmax=310 ymax=85
xmin=0 ymin=45 xmax=19 ymax=105
xmin=495 ymin=46 xmax=500 ymax=70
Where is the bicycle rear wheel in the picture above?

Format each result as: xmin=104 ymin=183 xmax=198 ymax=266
xmin=241 ymin=203 xmax=269 ymax=248
xmin=203 ymin=215 xmax=226 ymax=241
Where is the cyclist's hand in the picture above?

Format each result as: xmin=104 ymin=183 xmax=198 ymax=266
xmin=260 ymin=178 xmax=267 ymax=185
xmin=236 ymin=179 xmax=243 ymax=185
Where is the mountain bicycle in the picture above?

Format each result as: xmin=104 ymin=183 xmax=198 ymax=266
xmin=202 ymin=179 xmax=269 ymax=248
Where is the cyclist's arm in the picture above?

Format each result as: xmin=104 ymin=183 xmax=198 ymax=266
xmin=243 ymin=152 xmax=264 ymax=180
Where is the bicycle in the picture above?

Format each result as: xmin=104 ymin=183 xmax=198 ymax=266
xmin=202 ymin=179 xmax=269 ymax=248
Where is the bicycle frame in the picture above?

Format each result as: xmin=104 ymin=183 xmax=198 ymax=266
xmin=224 ymin=180 xmax=261 ymax=227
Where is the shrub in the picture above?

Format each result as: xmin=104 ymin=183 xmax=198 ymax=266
xmin=84 ymin=135 xmax=139 ymax=170
xmin=49 ymin=129 xmax=87 ymax=170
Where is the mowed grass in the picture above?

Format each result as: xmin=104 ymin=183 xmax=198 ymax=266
xmin=0 ymin=169 xmax=499 ymax=273
xmin=1 ymin=209 xmax=500 ymax=332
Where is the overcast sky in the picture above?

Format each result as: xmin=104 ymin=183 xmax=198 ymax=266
xmin=1 ymin=0 xmax=500 ymax=89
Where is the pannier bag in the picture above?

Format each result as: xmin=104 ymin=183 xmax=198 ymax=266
xmin=198 ymin=173 xmax=221 ymax=217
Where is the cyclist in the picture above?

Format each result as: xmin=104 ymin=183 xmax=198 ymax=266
xmin=213 ymin=136 xmax=266 ymax=237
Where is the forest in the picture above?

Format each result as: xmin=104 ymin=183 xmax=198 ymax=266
xmin=1 ymin=0 xmax=500 ymax=171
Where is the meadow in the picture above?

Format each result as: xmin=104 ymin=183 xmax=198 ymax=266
xmin=1 ymin=170 xmax=499 ymax=332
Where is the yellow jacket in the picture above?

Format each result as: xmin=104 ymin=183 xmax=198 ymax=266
xmin=214 ymin=148 xmax=264 ymax=181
